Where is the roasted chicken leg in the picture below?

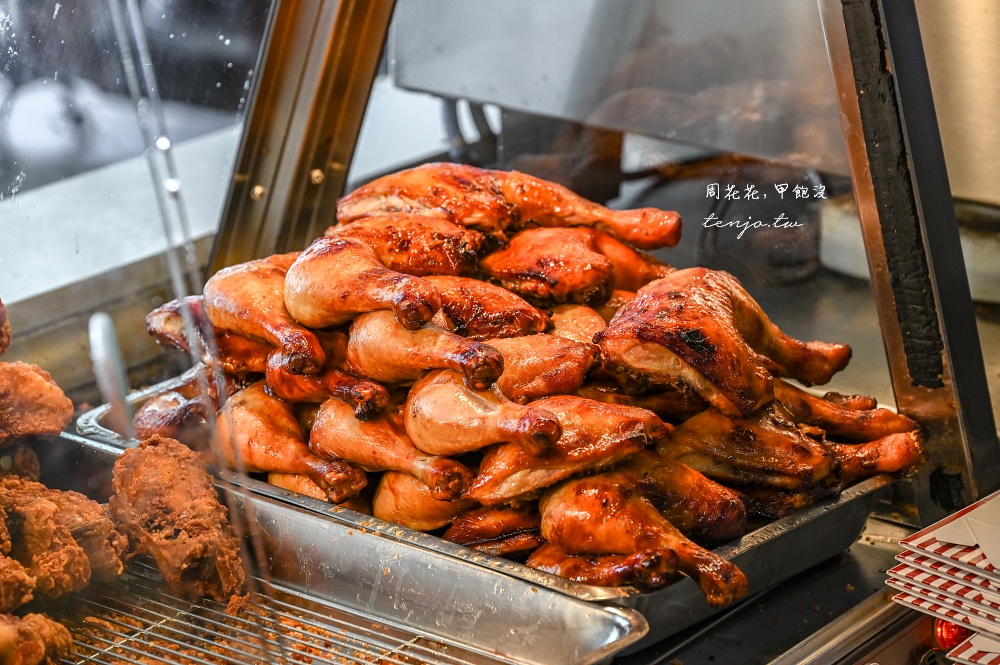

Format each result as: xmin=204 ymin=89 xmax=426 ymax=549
xmin=596 ymin=268 xmax=852 ymax=416
xmin=773 ymin=379 xmax=918 ymax=441
xmin=485 ymin=334 xmax=598 ymax=404
xmin=425 ymin=275 xmax=550 ymax=340
xmin=337 ymin=162 xmax=683 ymax=250
xmin=526 ymin=543 xmax=678 ymax=589
xmin=539 ymin=475 xmax=749 ymax=606
xmin=372 ymin=471 xmax=476 ymax=531
xmin=310 ymin=397 xmax=474 ymax=500
xmin=214 ymin=382 xmax=367 ymax=503
xmin=325 ymin=213 xmax=486 ymax=276
xmin=346 ymin=310 xmax=504 ymax=390
xmin=480 ymin=227 xmax=673 ymax=306
xmin=203 ymin=252 xmax=326 ymax=375
xmin=443 ymin=504 xmax=544 ymax=557
xmin=284 ymin=236 xmax=441 ymax=330
xmin=404 ymin=369 xmax=561 ymax=456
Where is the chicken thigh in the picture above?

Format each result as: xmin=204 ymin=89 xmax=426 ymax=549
xmin=337 ymin=162 xmax=682 ymax=250
xmin=596 ymin=268 xmax=852 ymax=416
xmin=548 ymin=305 xmax=606 ymax=345
xmin=203 ymin=253 xmax=326 ymax=375
xmin=325 ymin=213 xmax=486 ymax=276
xmin=773 ymin=379 xmax=918 ymax=441
xmin=214 ymin=382 xmax=367 ymax=503
xmin=0 ymin=362 xmax=74 ymax=445
xmin=485 ymin=334 xmax=598 ymax=403
xmin=310 ymin=397 xmax=473 ymax=500
xmin=526 ymin=543 xmax=678 ymax=589
xmin=479 ymin=227 xmax=672 ymax=306
xmin=424 ymin=275 xmax=550 ymax=340
xmin=443 ymin=505 xmax=544 ymax=557
xmin=404 ymin=370 xmax=561 ymax=456
xmin=284 ymin=236 xmax=441 ymax=330
xmin=346 ymin=310 xmax=504 ymax=390
xmin=465 ymin=395 xmax=669 ymax=505
xmin=372 ymin=471 xmax=476 ymax=532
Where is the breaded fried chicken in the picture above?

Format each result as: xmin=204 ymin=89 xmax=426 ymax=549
xmin=0 ymin=363 xmax=74 ymax=445
xmin=109 ymin=436 xmax=245 ymax=601
xmin=0 ymin=612 xmax=72 ymax=665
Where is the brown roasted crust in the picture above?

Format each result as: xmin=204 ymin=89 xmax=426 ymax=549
xmin=109 ymin=436 xmax=245 ymax=601
xmin=425 ymin=276 xmax=550 ymax=341
xmin=485 ymin=335 xmax=598 ymax=404
xmin=326 ymin=213 xmax=487 ymax=277
xmin=0 ymin=363 xmax=74 ymax=446
xmin=526 ymin=542 xmax=679 ymax=589
xmin=0 ymin=612 xmax=72 ymax=665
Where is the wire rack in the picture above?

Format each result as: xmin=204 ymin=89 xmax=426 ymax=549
xmin=36 ymin=561 xmax=509 ymax=665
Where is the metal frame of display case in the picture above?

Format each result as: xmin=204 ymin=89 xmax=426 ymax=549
xmin=211 ymin=0 xmax=1000 ymax=526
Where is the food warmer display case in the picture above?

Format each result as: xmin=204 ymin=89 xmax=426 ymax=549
xmin=2 ymin=0 xmax=999 ymax=663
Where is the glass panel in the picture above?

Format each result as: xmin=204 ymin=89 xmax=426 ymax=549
xmin=0 ymin=0 xmax=271 ymax=397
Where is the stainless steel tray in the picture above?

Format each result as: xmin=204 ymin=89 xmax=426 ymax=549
xmin=37 ymin=432 xmax=646 ymax=665
xmin=77 ymin=378 xmax=893 ymax=654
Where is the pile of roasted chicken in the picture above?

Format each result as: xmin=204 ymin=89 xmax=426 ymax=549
xmin=137 ymin=162 xmax=925 ymax=608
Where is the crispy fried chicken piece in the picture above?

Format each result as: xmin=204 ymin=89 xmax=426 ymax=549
xmin=214 ymin=382 xmax=367 ymax=503
xmin=310 ymin=397 xmax=474 ymax=501
xmin=0 ymin=478 xmax=127 ymax=583
xmin=424 ymin=276 xmax=550 ymax=341
xmin=404 ymin=370 xmax=561 ymax=457
xmin=596 ymin=269 xmax=852 ymax=417
xmin=549 ymin=305 xmax=606 ymax=345
xmin=109 ymin=436 xmax=245 ymax=601
xmin=0 ymin=556 xmax=35 ymax=614
xmin=346 ymin=310 xmax=504 ymax=390
xmin=0 ymin=363 xmax=74 ymax=446
xmin=465 ymin=395 xmax=669 ymax=505
xmin=372 ymin=471 xmax=477 ymax=531
xmin=526 ymin=543 xmax=679 ymax=589
xmin=284 ymin=236 xmax=441 ymax=331
xmin=773 ymin=379 xmax=918 ymax=441
xmin=337 ymin=162 xmax=682 ymax=250
xmin=659 ymin=403 xmax=836 ymax=492
xmin=0 ymin=300 xmax=9 ymax=357
xmin=443 ymin=504 xmax=544 ymax=558
xmin=479 ymin=227 xmax=672 ymax=306
xmin=540 ymin=475 xmax=749 ymax=606
xmin=204 ymin=253 xmax=327 ymax=375
xmin=0 ymin=444 xmax=40 ymax=483
xmin=485 ymin=335 xmax=598 ymax=404
xmin=0 ymin=489 xmax=89 ymax=599
xmin=0 ymin=613 xmax=72 ymax=665
xmin=325 ymin=213 xmax=486 ymax=276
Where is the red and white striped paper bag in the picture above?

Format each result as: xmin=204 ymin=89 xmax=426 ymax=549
xmin=949 ymin=632 xmax=1000 ymax=665
xmin=897 ymin=550 xmax=1000 ymax=595
xmin=888 ymin=562 xmax=1000 ymax=612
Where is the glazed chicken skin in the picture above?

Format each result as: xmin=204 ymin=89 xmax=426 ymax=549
xmin=595 ymin=289 xmax=635 ymax=324
xmin=310 ymin=397 xmax=474 ymax=501
xmin=548 ymin=305 xmax=607 ymax=345
xmin=596 ymin=268 xmax=852 ymax=416
xmin=346 ymin=310 xmax=504 ymax=390
xmin=214 ymin=382 xmax=367 ymax=503
xmin=479 ymin=227 xmax=673 ymax=307
xmin=575 ymin=381 xmax=708 ymax=424
xmin=443 ymin=504 xmax=544 ymax=558
xmin=325 ymin=213 xmax=487 ymax=276
xmin=465 ymin=395 xmax=670 ymax=505
xmin=265 ymin=334 xmax=390 ymax=421
xmin=372 ymin=471 xmax=476 ymax=532
xmin=0 ymin=484 xmax=90 ymax=599
xmin=337 ymin=162 xmax=683 ymax=250
xmin=773 ymin=380 xmax=918 ymax=441
xmin=284 ymin=236 xmax=441 ymax=331
xmin=0 ymin=478 xmax=128 ymax=584
xmin=404 ymin=370 xmax=561 ymax=457
xmin=485 ymin=334 xmax=599 ymax=404
xmin=526 ymin=543 xmax=679 ymax=589
xmin=425 ymin=276 xmax=550 ymax=341
xmin=109 ymin=436 xmax=245 ymax=602
xmin=203 ymin=252 xmax=326 ymax=375
xmin=0 ymin=362 xmax=74 ymax=446
xmin=0 ymin=612 xmax=73 ymax=665
xmin=539 ymin=475 xmax=749 ymax=606
xmin=659 ymin=403 xmax=836 ymax=492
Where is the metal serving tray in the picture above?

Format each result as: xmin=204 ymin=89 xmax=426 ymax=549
xmin=77 ymin=378 xmax=893 ymax=654
xmin=36 ymin=432 xmax=646 ymax=665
